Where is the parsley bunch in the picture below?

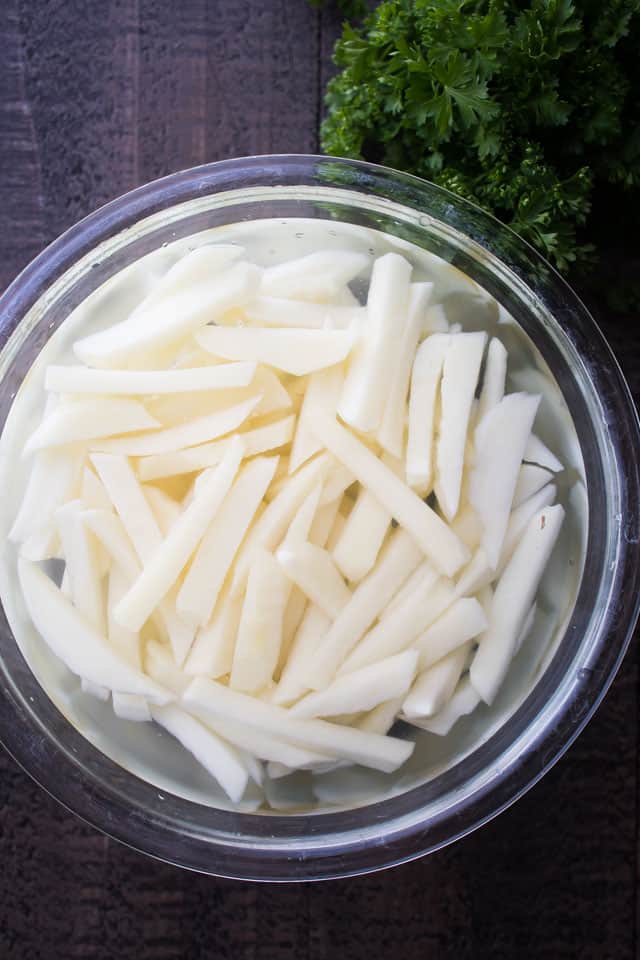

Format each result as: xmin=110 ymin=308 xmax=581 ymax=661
xmin=321 ymin=0 xmax=640 ymax=273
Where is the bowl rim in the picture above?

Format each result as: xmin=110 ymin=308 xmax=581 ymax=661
xmin=0 ymin=153 xmax=639 ymax=881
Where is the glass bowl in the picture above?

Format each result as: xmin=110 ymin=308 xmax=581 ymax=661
xmin=0 ymin=155 xmax=638 ymax=881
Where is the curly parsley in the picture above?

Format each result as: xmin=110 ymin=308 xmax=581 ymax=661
xmin=320 ymin=0 xmax=640 ymax=273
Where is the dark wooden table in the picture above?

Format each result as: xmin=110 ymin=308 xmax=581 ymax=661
xmin=1 ymin=2 xmax=638 ymax=957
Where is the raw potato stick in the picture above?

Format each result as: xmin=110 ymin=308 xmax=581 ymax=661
xmin=183 ymin=677 xmax=415 ymax=773
xmin=259 ymin=250 xmax=369 ymax=302
xmin=435 ymin=331 xmax=487 ymax=520
xmin=113 ymin=693 xmax=151 ymax=722
xmin=408 ymin=677 xmax=481 ymax=736
xmin=137 ymin=415 xmax=294 ymax=481
xmin=177 ymin=455 xmax=279 ymax=627
xmin=91 ymin=395 xmax=260 ymax=456
xmin=477 ymin=337 xmax=507 ymax=421
xmin=470 ymin=504 xmax=565 ymax=703
xmin=45 ymin=361 xmax=257 ymax=395
xmin=114 ymin=440 xmax=244 ymax=631
xmin=498 ymin=482 xmax=557 ymax=574
xmin=403 ymin=642 xmax=472 ymax=718
xmin=307 ymin=408 xmax=469 ymax=577
xmin=246 ymin=296 xmax=363 ymax=329
xmin=524 ymin=434 xmax=563 ymax=473
xmin=191 ymin=714 xmax=333 ymax=768
xmin=274 ymin=605 xmax=331 ymax=706
xmin=306 ymin=528 xmax=423 ymax=689
xmin=406 ymin=333 xmax=449 ymax=492
xmin=24 ymin=398 xmax=160 ymax=454
xmin=196 ymin=326 xmax=354 ymax=376
xmin=107 ymin=565 xmax=142 ymax=670
xmin=55 ymin=500 xmax=105 ymax=633
xmin=512 ymin=463 xmax=554 ymax=509
xmin=414 ymin=596 xmax=488 ymax=670
xmin=10 ymin=447 xmax=82 ymax=548
xmin=289 ymin=365 xmax=344 ymax=474
xmin=378 ymin=282 xmax=433 ymax=457
xmin=184 ymin=585 xmax=244 ymax=679
xmin=339 ymin=252 xmax=412 ymax=433
xmin=276 ymin=542 xmax=351 ymax=619
xmin=357 ymin=695 xmax=404 ymax=735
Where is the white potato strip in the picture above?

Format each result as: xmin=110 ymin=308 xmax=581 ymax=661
xmin=524 ymin=434 xmax=563 ymax=473
xmin=435 ymin=331 xmax=487 ymax=521
xmin=90 ymin=453 xmax=163 ymax=562
xmin=309 ymin=496 xmax=342 ymax=549
xmin=245 ymin=296 xmax=363 ymax=329
xmin=74 ymin=260 xmax=260 ymax=368
xmin=113 ymin=693 xmax=151 ymax=722
xmin=81 ymin=679 xmax=109 ymax=701
xmin=283 ymin=482 xmax=323 ymax=546
xmin=90 ymin=395 xmax=260 ymax=456
xmin=380 ymin=559 xmax=433 ymax=621
xmin=308 ymin=409 xmax=469 ymax=576
xmin=339 ymin=252 xmax=412 ymax=433
xmin=229 ymin=453 xmax=329 ymax=595
xmin=144 ymin=641 xmax=190 ymax=696
xmin=289 ymin=364 xmax=344 ymax=474
xmin=259 ymin=250 xmax=369 ymax=301
xmin=423 ymin=303 xmax=448 ymax=335
xmin=331 ymin=454 xmax=400 ymax=583
xmin=470 ymin=504 xmax=565 ymax=704
xmin=45 ymin=361 xmax=257 ymax=395
xmin=80 ymin=466 xmax=113 ymax=513
xmin=326 ymin=511 xmax=346 ymax=551
xmin=184 ymin=586 xmax=244 ymax=678
xmin=108 ymin=566 xmax=142 ymax=670
xmin=177 ymin=455 xmax=279 ymax=627
xmin=137 ymin=415 xmax=294 ymax=481
xmin=23 ymin=398 xmax=160 ymax=454
xmin=469 ymin=392 xmax=541 ymax=569
xmin=18 ymin=559 xmax=172 ymax=703
xmin=55 ymin=500 xmax=105 ymax=633
xmin=341 ymin=572 xmax=453 ymax=675
xmin=406 ymin=333 xmax=449 ymax=492
xmin=477 ymin=337 xmax=507 ymax=422
xmin=135 ymin=246 xmax=244 ymax=311
xmin=450 ymin=503 xmax=483 ymax=551
xmin=230 ymin=550 xmax=289 ymax=693
xmin=407 ymin=676 xmax=481 ymax=736
xmin=305 ymin=528 xmax=423 ymax=689
xmin=515 ymin=602 xmax=537 ymax=656
xmin=498 ymin=482 xmax=557 ymax=574
xmin=512 ymin=463 xmax=553 ymax=509
xmin=357 ymin=696 xmax=404 ymax=735
xmin=195 ymin=326 xmax=354 ymax=376
xmin=403 ymin=642 xmax=471 ymax=719
xmin=143 ymin=485 xmax=181 ymax=536
xmin=290 ymin=651 xmax=417 ymax=720
xmin=378 ymin=282 xmax=433 ymax=457
xmin=318 ymin=461 xmax=355 ymax=506
xmin=277 ymin=542 xmax=351 ymax=619
xmin=190 ymin=714 xmax=332 ymax=769
xmin=151 ymin=704 xmax=248 ymax=803
xmin=10 ymin=447 xmax=82 ymax=550
xmin=183 ymin=678 xmax=414 ymax=774
xmin=455 ymin=549 xmax=494 ymax=598
xmin=114 ymin=441 xmax=244 ymax=632
xmin=274 ymin=605 xmax=331 ymax=706
xmin=414 ymin=597 xmax=487 ymax=671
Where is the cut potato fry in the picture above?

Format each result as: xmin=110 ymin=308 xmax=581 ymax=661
xmin=259 ymin=250 xmax=369 ymax=302
xmin=81 ymin=678 xmax=109 ymax=701
xmin=435 ymin=331 xmax=487 ymax=520
xmin=246 ymin=296 xmax=363 ymax=329
xmin=91 ymin=395 xmax=260 ymax=457
xmin=55 ymin=500 xmax=105 ymax=633
xmin=423 ymin=303 xmax=448 ymax=335
xmin=177 ymin=455 xmax=279 ymax=626
xmin=143 ymin=485 xmax=181 ymax=536
xmin=132 ymin=245 xmax=244 ymax=315
xmin=524 ymin=434 xmax=563 ymax=473
xmin=74 ymin=260 xmax=260 ymax=368
xmin=113 ymin=693 xmax=151 ymax=722
xmin=341 ymin=572 xmax=453 ymax=675
xmin=498 ymin=482 xmax=557 ymax=574
xmin=454 ymin=548 xmax=494 ymax=598
xmin=151 ymin=704 xmax=249 ymax=803
xmin=277 ymin=542 xmax=350 ymax=619
xmin=230 ymin=549 xmax=289 ymax=693
xmin=18 ymin=559 xmax=172 ymax=703
xmin=357 ymin=695 xmax=404 ymax=735
xmin=403 ymin=642 xmax=471 ymax=719
xmin=10 ymin=448 xmax=82 ymax=553
xmin=308 ymin=409 xmax=469 ymax=577
xmin=144 ymin=640 xmax=190 ymax=696
xmin=470 ymin=504 xmax=564 ymax=704
xmin=469 ymin=392 xmax=540 ymax=569
xmin=24 ymin=398 xmax=159 ymax=454
xmin=378 ymin=281 xmax=433 ymax=457
xmin=183 ymin=677 xmax=415 ymax=773
xmin=107 ymin=565 xmax=142 ymax=670
xmin=137 ymin=415 xmax=294 ymax=481
xmin=512 ymin=463 xmax=554 ymax=509
xmin=406 ymin=333 xmax=449 ymax=492
xmin=407 ymin=676 xmax=481 ymax=736
xmin=305 ymin=528 xmax=423 ymax=689
xmin=289 ymin=365 xmax=344 ymax=473
xmin=184 ymin=585 xmax=244 ymax=679
xmin=339 ymin=253 xmax=412 ymax=433
xmin=290 ymin=651 xmax=417 ymax=719
xmin=189 ymin=714 xmax=332 ymax=768
xmin=196 ymin=326 xmax=354 ymax=376
xmin=115 ymin=441 xmax=243 ymax=632
xmin=380 ymin=559 xmax=433 ymax=621
xmin=274 ymin=605 xmax=331 ymax=706
xmin=414 ymin=596 xmax=487 ymax=670
xmin=477 ymin=337 xmax=507 ymax=422
xmin=45 ymin=361 xmax=257 ymax=395
xmin=80 ymin=466 xmax=113 ymax=513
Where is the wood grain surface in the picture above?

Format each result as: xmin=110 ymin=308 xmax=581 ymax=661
xmin=0 ymin=2 xmax=638 ymax=958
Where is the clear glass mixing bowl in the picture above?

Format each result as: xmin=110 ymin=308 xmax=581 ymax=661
xmin=0 ymin=155 xmax=638 ymax=881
